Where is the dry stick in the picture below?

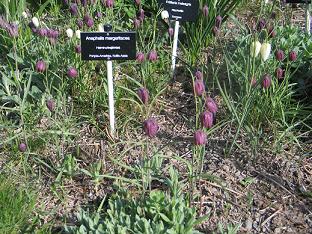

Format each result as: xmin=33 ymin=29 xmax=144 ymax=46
xmin=261 ymin=208 xmax=283 ymax=227
xmin=200 ymin=179 xmax=243 ymax=196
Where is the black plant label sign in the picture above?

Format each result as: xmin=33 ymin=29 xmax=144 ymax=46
xmin=158 ymin=0 xmax=199 ymax=22
xmin=81 ymin=32 xmax=136 ymax=61
xmin=285 ymin=0 xmax=311 ymax=3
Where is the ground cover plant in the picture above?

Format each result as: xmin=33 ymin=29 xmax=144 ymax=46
xmin=0 ymin=0 xmax=311 ymax=233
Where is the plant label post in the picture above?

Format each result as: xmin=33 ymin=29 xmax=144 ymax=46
xmin=286 ymin=0 xmax=311 ymax=34
xmin=80 ymin=26 xmax=136 ymax=136
xmin=158 ymin=0 xmax=199 ymax=75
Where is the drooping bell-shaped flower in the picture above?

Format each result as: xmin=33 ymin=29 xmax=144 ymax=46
xmin=212 ymin=26 xmax=219 ymax=37
xmin=37 ymin=28 xmax=47 ymax=37
xmin=70 ymin=3 xmax=78 ymax=15
xmin=251 ymin=76 xmax=257 ymax=87
xmin=268 ymin=27 xmax=276 ymax=38
xmin=148 ymin=50 xmax=157 ymax=62
xmin=276 ymin=67 xmax=285 ymax=80
xmin=205 ymin=97 xmax=218 ymax=114
xmin=98 ymin=23 xmax=104 ymax=32
xmin=250 ymin=41 xmax=261 ymax=57
xmin=106 ymin=0 xmax=114 ymax=8
xmin=143 ymin=118 xmax=159 ymax=137
xmin=75 ymin=30 xmax=81 ymax=38
xmin=194 ymin=79 xmax=205 ymax=96
xmin=257 ymin=18 xmax=266 ymax=31
xmin=46 ymin=99 xmax=56 ymax=112
xmin=168 ymin=27 xmax=174 ymax=37
xmin=135 ymin=0 xmax=141 ymax=6
xmin=161 ymin=10 xmax=169 ymax=20
xmin=202 ymin=5 xmax=208 ymax=17
xmin=138 ymin=9 xmax=144 ymax=21
xmin=194 ymin=130 xmax=207 ymax=146
xmin=31 ymin=17 xmax=39 ymax=28
xmin=66 ymin=28 xmax=74 ymax=38
xmin=75 ymin=44 xmax=81 ymax=53
xmin=201 ymin=111 xmax=214 ymax=129
xmin=215 ymin=15 xmax=222 ymax=29
xmin=195 ymin=70 xmax=203 ymax=80
xmin=275 ymin=49 xmax=284 ymax=61
xmin=77 ymin=19 xmax=83 ymax=29
xmin=19 ymin=142 xmax=27 ymax=152
xmin=136 ymin=52 xmax=145 ymax=62
xmin=133 ymin=18 xmax=140 ymax=29
xmin=137 ymin=87 xmax=149 ymax=104
xmin=262 ymin=74 xmax=271 ymax=88
xmin=67 ymin=67 xmax=78 ymax=78
xmin=289 ymin=50 xmax=297 ymax=61
xmin=36 ymin=60 xmax=46 ymax=73
xmin=260 ymin=42 xmax=271 ymax=61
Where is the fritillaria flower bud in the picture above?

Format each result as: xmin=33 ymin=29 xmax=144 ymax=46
xmin=206 ymin=97 xmax=218 ymax=114
xmin=106 ymin=0 xmax=114 ymax=8
xmin=46 ymin=99 xmax=55 ymax=112
xmin=202 ymin=5 xmax=208 ymax=17
xmin=67 ymin=67 xmax=78 ymax=78
xmin=75 ymin=44 xmax=81 ymax=53
xmin=268 ymin=27 xmax=276 ymax=38
xmin=136 ymin=52 xmax=145 ymax=62
xmin=148 ymin=50 xmax=157 ymax=62
xmin=168 ymin=27 xmax=174 ymax=37
xmin=195 ymin=70 xmax=203 ymax=80
xmin=161 ymin=10 xmax=169 ymax=20
xmin=135 ymin=0 xmax=141 ymax=5
xmin=275 ymin=49 xmax=284 ymax=61
xmin=32 ymin=17 xmax=39 ymax=28
xmin=215 ymin=15 xmax=222 ymax=28
xmin=212 ymin=26 xmax=219 ymax=37
xmin=143 ymin=118 xmax=159 ymax=137
xmin=276 ymin=67 xmax=284 ymax=80
xmin=22 ymin=11 xmax=28 ymax=19
xmin=260 ymin=42 xmax=271 ymax=61
xmin=201 ymin=111 xmax=214 ymax=129
xmin=37 ymin=28 xmax=47 ymax=37
xmin=251 ymin=77 xmax=257 ymax=87
xmin=75 ymin=29 xmax=81 ymax=38
xmin=8 ymin=23 xmax=18 ymax=37
xmin=289 ymin=50 xmax=297 ymax=61
xmin=98 ymin=23 xmax=104 ymax=32
xmin=138 ymin=9 xmax=144 ymax=21
xmin=137 ymin=87 xmax=149 ymax=104
xmin=133 ymin=18 xmax=140 ymax=28
xmin=70 ymin=3 xmax=78 ymax=16
xmin=194 ymin=79 xmax=205 ymax=96
xmin=77 ymin=19 xmax=83 ymax=29
xmin=194 ymin=130 xmax=207 ymax=146
xmin=262 ymin=74 xmax=271 ymax=88
xmin=36 ymin=60 xmax=46 ymax=73
xmin=84 ymin=15 xmax=94 ymax=28
xmin=257 ymin=18 xmax=266 ymax=31
xmin=81 ymin=0 xmax=87 ymax=7
xmin=66 ymin=28 xmax=74 ymax=38
xmin=19 ymin=142 xmax=27 ymax=152
xmin=95 ymin=11 xmax=102 ymax=19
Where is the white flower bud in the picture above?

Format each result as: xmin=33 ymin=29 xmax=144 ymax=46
xmin=75 ymin=30 xmax=81 ymax=39
xmin=250 ymin=41 xmax=261 ymax=58
xmin=22 ymin=11 xmax=28 ymax=19
xmin=260 ymin=42 xmax=271 ymax=61
xmin=98 ymin=23 xmax=104 ymax=32
xmin=66 ymin=28 xmax=74 ymax=38
xmin=161 ymin=10 xmax=169 ymax=20
xmin=32 ymin=17 xmax=39 ymax=28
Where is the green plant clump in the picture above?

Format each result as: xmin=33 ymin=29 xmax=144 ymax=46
xmin=65 ymin=189 xmax=205 ymax=234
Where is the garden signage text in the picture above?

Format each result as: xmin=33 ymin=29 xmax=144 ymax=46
xmin=81 ymin=30 xmax=136 ymax=136
xmin=81 ymin=32 xmax=136 ymax=61
xmin=158 ymin=0 xmax=199 ymax=21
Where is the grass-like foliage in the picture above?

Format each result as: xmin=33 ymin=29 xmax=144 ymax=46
xmin=0 ymin=175 xmax=36 ymax=234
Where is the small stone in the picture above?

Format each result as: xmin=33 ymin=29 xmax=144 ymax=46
xmin=245 ymin=217 xmax=253 ymax=230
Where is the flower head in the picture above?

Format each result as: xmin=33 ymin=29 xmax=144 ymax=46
xmin=46 ymin=99 xmax=55 ymax=112
xmin=133 ymin=18 xmax=140 ymax=29
xmin=106 ymin=0 xmax=114 ymax=8
xmin=135 ymin=0 xmax=141 ymax=5
xmin=262 ymin=74 xmax=271 ymax=88
xmin=138 ymin=9 xmax=144 ymax=21
xmin=67 ymin=67 xmax=78 ymax=78
xmin=75 ymin=29 xmax=81 ymax=38
xmin=250 ymin=41 xmax=261 ymax=57
xmin=194 ymin=130 xmax=207 ymax=146
xmin=31 ymin=17 xmax=39 ymax=28
xmin=289 ymin=50 xmax=297 ymax=61
xmin=136 ymin=52 xmax=145 ymax=63
xmin=143 ymin=118 xmax=159 ymax=137
xmin=148 ymin=50 xmax=157 ymax=62
xmin=70 ymin=3 xmax=78 ymax=15
xmin=202 ymin=5 xmax=208 ymax=17
xmin=201 ymin=111 xmax=214 ymax=129
xmin=195 ymin=70 xmax=203 ymax=80
xmin=276 ymin=67 xmax=285 ymax=80
xmin=215 ymin=15 xmax=222 ymax=28
xmin=19 ymin=142 xmax=27 ymax=152
xmin=260 ymin=42 xmax=271 ymax=61
xmin=275 ymin=49 xmax=284 ymax=61
xmin=257 ymin=18 xmax=266 ymax=31
xmin=66 ymin=28 xmax=73 ymax=38
xmin=36 ymin=60 xmax=46 ymax=73
xmin=194 ymin=79 xmax=205 ymax=96
xmin=205 ymin=97 xmax=218 ymax=114
xmin=168 ymin=27 xmax=174 ymax=37
xmin=137 ymin=87 xmax=149 ymax=104
xmin=161 ymin=10 xmax=169 ymax=20
xmin=75 ymin=44 xmax=81 ymax=53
